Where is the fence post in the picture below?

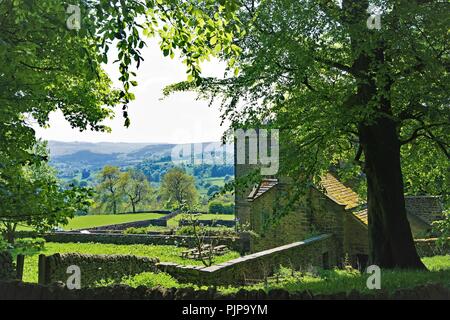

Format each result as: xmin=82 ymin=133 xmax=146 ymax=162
xmin=38 ymin=254 xmax=47 ymax=285
xmin=16 ymin=254 xmax=25 ymax=281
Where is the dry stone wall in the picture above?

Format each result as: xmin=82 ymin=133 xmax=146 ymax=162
xmin=40 ymin=253 xmax=159 ymax=288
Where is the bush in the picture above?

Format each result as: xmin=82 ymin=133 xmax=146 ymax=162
xmin=121 ymin=272 xmax=182 ymax=288
xmin=209 ymin=201 xmax=234 ymax=214
xmin=123 ymin=226 xmax=173 ymax=235
xmin=209 ymin=201 xmax=224 ymax=214
xmin=176 ymin=226 xmax=237 ymax=237
xmin=13 ymin=238 xmax=46 ymax=256
xmin=432 ymin=210 xmax=450 ymax=249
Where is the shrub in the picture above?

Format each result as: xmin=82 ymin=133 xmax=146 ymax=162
xmin=121 ymin=272 xmax=182 ymax=288
xmin=13 ymin=238 xmax=46 ymax=256
xmin=123 ymin=226 xmax=173 ymax=235
xmin=176 ymin=226 xmax=237 ymax=237
xmin=432 ymin=210 xmax=450 ymax=250
xmin=209 ymin=201 xmax=235 ymax=214
xmin=209 ymin=201 xmax=224 ymax=214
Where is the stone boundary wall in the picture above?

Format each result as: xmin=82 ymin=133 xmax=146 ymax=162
xmin=39 ymin=253 xmax=159 ymax=288
xmin=157 ymin=234 xmax=338 ymax=285
xmin=1 ymin=281 xmax=448 ymax=300
xmin=178 ymin=219 xmax=236 ymax=228
xmin=43 ymin=232 xmax=242 ymax=251
xmin=85 ymin=211 xmax=180 ymax=231
xmin=0 ymin=251 xmax=15 ymax=280
xmin=415 ymin=238 xmax=450 ymax=257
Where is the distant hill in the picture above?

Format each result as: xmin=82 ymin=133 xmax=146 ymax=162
xmin=47 ymin=141 xmax=159 ymax=157
xmin=47 ymin=141 xmax=234 ymax=185
xmin=55 ymin=150 xmax=121 ymax=165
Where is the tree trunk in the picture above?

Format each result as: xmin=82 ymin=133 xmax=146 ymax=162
xmin=360 ymin=116 xmax=426 ymax=269
xmin=112 ymin=199 xmax=117 ymax=215
xmin=4 ymin=223 xmax=17 ymax=245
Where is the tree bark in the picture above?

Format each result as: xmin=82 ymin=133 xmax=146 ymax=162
xmin=4 ymin=222 xmax=17 ymax=244
xmin=360 ymin=116 xmax=426 ymax=269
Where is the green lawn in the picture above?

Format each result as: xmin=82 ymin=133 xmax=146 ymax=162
xmin=218 ymin=255 xmax=450 ymax=295
xmin=21 ymin=242 xmax=240 ymax=283
xmin=63 ymin=213 xmax=167 ymax=231
xmin=167 ymin=213 xmax=235 ymax=228
xmin=120 ymin=255 xmax=450 ymax=295
xmin=17 ymin=213 xmax=167 ymax=232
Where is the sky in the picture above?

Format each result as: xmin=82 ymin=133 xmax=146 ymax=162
xmin=33 ymin=39 xmax=228 ymax=144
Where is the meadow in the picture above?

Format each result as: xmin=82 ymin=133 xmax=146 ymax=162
xmin=17 ymin=213 xmax=167 ymax=231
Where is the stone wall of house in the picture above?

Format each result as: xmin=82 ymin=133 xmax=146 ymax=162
xmin=0 ymin=251 xmax=15 ymax=280
xmin=158 ymin=234 xmax=338 ymax=285
xmin=247 ymin=185 xmax=311 ymax=252
xmin=405 ymin=196 xmax=443 ymax=225
xmin=343 ymin=213 xmax=369 ymax=266
xmin=309 ymin=188 xmax=345 ymax=260
xmin=40 ymin=253 xmax=159 ymax=288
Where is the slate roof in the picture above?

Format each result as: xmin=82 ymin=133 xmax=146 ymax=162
xmin=404 ymin=196 xmax=444 ymax=226
xmin=247 ymin=179 xmax=279 ymax=201
xmin=353 ymin=208 xmax=369 ymax=225
xmin=320 ymin=173 xmax=361 ymax=210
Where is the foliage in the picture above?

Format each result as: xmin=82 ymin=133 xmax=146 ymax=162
xmin=119 ymin=169 xmax=153 ymax=213
xmin=176 ymin=225 xmax=236 ymax=237
xmin=13 ymin=238 xmax=46 ymax=256
xmin=121 ymin=271 xmax=182 ymax=289
xmin=432 ymin=210 xmax=450 ymax=250
xmin=94 ymin=166 xmax=123 ymax=214
xmin=0 ymin=0 xmax=241 ymax=240
xmin=208 ymin=201 xmax=235 ymax=214
xmin=123 ymin=226 xmax=174 ymax=235
xmin=0 ymin=143 xmax=92 ymax=243
xmin=169 ymin=0 xmax=449 ymax=268
xmin=160 ymin=168 xmax=199 ymax=209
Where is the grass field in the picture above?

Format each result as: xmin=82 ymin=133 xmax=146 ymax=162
xmin=63 ymin=213 xmax=167 ymax=230
xmin=21 ymin=242 xmax=240 ymax=283
xmin=18 ymin=213 xmax=167 ymax=231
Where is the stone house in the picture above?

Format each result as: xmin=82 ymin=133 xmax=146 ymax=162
xmin=235 ymin=147 xmax=444 ymax=267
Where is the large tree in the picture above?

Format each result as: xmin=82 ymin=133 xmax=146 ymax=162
xmin=170 ymin=0 xmax=449 ymax=269
xmin=95 ymin=165 xmax=123 ymax=214
xmin=0 ymin=143 xmax=91 ymax=244
xmin=160 ymin=168 xmax=198 ymax=209
xmin=119 ymin=169 xmax=152 ymax=213
xmin=0 ymin=0 xmax=240 ymax=225
xmin=0 ymin=0 xmax=240 ymax=168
